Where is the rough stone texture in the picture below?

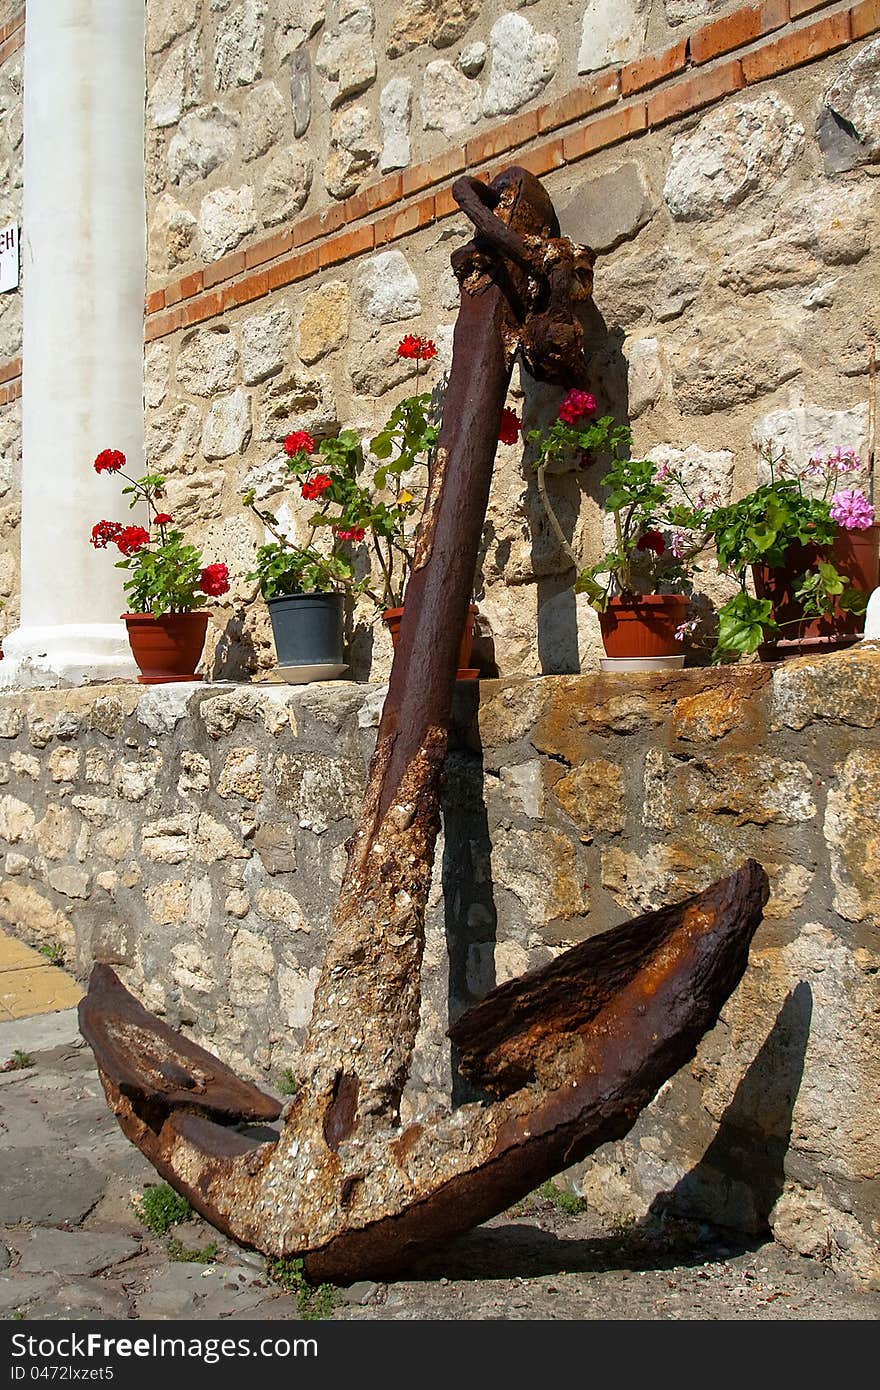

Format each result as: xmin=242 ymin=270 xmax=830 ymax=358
xmin=645 ymin=444 xmax=735 ymax=507
xmin=387 ymin=0 xmax=481 ymax=59
xmin=482 ymin=13 xmax=559 ymax=119
xmin=664 ymin=96 xmax=805 ymax=222
xmin=421 ymin=61 xmax=481 ymax=136
xmin=355 ymin=250 xmax=420 ymax=323
xmin=578 ymin=0 xmax=650 ymax=75
xmin=148 ymin=194 xmax=197 ymax=273
xmin=260 ymin=145 xmax=313 ymax=224
xmin=144 ymin=343 xmax=172 ymax=410
xmin=753 ymin=403 xmax=869 ymax=486
xmin=819 ymin=38 xmax=880 ymax=173
xmin=176 ymin=327 xmax=239 ymax=396
xmin=202 ymin=388 xmax=252 ymax=459
xmin=167 ymin=105 xmax=240 ymax=187
xmin=664 ymin=0 xmax=727 ymax=21
xmin=626 ymin=337 xmax=666 ymax=419
xmin=316 ymin=2 xmax=376 ymax=109
xmin=291 ymin=48 xmax=312 ymax=138
xmin=240 ymin=304 xmax=291 ymax=385
xmin=239 ymin=81 xmax=286 ymax=161
xmin=214 ymin=1 xmax=266 ymax=90
xmin=296 ymin=281 xmax=350 ymax=364
xmin=198 ymin=184 xmax=257 ymax=261
xmin=148 ymin=39 xmax=202 ymax=129
xmin=380 ymin=77 xmax=412 ymax=172
xmin=672 ymin=318 xmax=801 ymax=415
xmin=148 ymin=0 xmax=202 ymax=55
xmin=324 ymin=105 xmax=380 ymax=199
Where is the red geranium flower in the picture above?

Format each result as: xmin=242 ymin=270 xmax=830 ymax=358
xmin=284 ymin=430 xmax=315 ymax=458
xmin=199 ymin=563 xmax=231 ymax=597
xmin=558 ymin=389 xmax=597 ymax=425
xmin=153 ymin=513 xmax=173 ymax=526
xmin=115 ymin=525 xmax=151 ymax=556
xmin=334 ymin=526 xmax=366 ymax=542
xmin=636 ymin=529 xmax=666 ymax=556
xmin=301 ymin=474 xmax=332 ymax=501
xmin=498 ymin=408 xmax=522 ymax=445
xmin=397 ymin=335 xmax=437 ymax=362
xmin=90 ymin=520 xmax=124 ymax=549
xmin=94 ymin=448 xmax=126 ymax=474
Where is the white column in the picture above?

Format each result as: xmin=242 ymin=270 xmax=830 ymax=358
xmin=1 ymin=0 xmax=144 ymax=688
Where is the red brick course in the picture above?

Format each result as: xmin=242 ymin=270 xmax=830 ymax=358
xmin=849 ymin=0 xmax=880 ymax=37
xmin=740 ymin=8 xmax=851 ymax=81
xmin=537 ymin=71 xmax=621 ymax=132
xmin=621 ymin=41 xmax=688 ymax=95
xmin=647 ymin=58 xmax=745 ymax=125
xmin=689 ymin=0 xmax=788 ymax=65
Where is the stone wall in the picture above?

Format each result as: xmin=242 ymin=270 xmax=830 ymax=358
xmin=139 ymin=0 xmax=880 ymax=680
xmin=0 ymin=645 xmax=878 ymax=1284
xmin=0 ymin=1 xmax=23 ymax=643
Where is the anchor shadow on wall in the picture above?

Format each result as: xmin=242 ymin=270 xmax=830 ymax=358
xmin=648 ymin=981 xmax=813 ymax=1237
xmin=475 ymin=299 xmax=629 ymax=677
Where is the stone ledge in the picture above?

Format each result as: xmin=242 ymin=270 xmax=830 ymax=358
xmin=0 ymin=648 xmax=877 ymax=1284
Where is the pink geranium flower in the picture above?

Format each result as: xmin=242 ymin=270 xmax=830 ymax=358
xmin=830 ymin=488 xmax=875 ymax=531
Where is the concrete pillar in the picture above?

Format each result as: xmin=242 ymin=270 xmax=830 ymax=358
xmin=1 ymin=0 xmax=144 ymax=687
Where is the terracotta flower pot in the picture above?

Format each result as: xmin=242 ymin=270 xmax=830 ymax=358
xmin=382 ymin=603 xmax=479 ymax=680
xmin=752 ymin=523 xmax=880 ymax=659
xmin=598 ymin=594 xmax=690 ymax=659
xmin=122 ymin=611 xmax=211 ymax=684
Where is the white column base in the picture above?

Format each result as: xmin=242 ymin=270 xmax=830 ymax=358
xmin=0 ymin=623 xmax=138 ymax=689
xmin=863 ymin=587 xmax=880 ymax=642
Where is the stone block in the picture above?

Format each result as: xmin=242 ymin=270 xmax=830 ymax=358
xmin=558 ymin=161 xmax=655 ymax=254
xmin=483 ymin=13 xmax=558 ymax=118
xmin=578 ymin=0 xmax=650 ymax=74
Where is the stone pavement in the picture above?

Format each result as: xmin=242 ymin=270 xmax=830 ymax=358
xmin=1 ymin=1006 xmax=879 ymax=1321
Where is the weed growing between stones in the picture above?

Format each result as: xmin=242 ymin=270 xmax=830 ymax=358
xmin=133 ymin=1183 xmax=192 ymax=1234
xmin=265 ymin=1255 xmax=338 ymax=1319
xmin=38 ymin=942 xmax=65 ymax=965
xmin=278 ymin=1067 xmax=298 ymax=1096
xmin=1 ymin=1049 xmax=33 ymax=1072
xmin=538 ymin=1181 xmax=589 ymax=1216
xmin=167 ymin=1237 xmax=219 ymax=1263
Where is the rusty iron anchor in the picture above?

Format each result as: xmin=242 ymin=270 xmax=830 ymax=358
xmin=80 ymin=167 xmax=770 ymax=1280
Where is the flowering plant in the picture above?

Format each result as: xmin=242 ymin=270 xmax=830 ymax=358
xmin=668 ymin=443 xmax=875 ymax=659
xmin=245 ymin=336 xmax=442 ymax=610
xmin=528 ymin=393 xmax=691 ymax=612
xmin=91 ymin=450 xmax=229 ymax=616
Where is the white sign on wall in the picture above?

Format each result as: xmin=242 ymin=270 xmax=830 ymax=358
xmin=0 ymin=224 xmax=18 ymax=292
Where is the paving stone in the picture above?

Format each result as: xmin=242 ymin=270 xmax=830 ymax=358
xmin=28 ymin=1277 xmax=133 ymax=1321
xmin=134 ymin=1262 xmax=276 ymax=1319
xmin=0 ymin=1148 xmax=110 ymax=1225
xmin=15 ymin=1228 xmax=141 ymax=1277
xmin=0 ymin=1274 xmax=56 ymax=1315
xmin=0 ymin=1240 xmax=9 ymax=1270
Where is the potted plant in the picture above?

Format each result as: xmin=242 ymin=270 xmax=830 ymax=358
xmin=530 ymin=393 xmax=693 ymax=670
xmin=669 ymin=442 xmax=877 ymax=662
xmin=255 ymin=334 xmax=483 ymax=680
xmin=243 ymin=428 xmax=373 ymax=682
xmin=91 ymin=449 xmax=229 ymax=683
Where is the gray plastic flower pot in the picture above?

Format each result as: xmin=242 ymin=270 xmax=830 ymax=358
xmin=266 ymin=592 xmax=345 ymax=671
